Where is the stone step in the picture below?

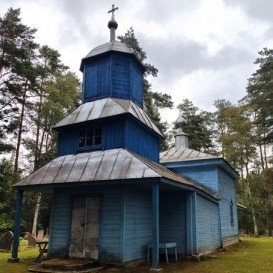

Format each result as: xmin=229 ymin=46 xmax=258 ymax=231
xmin=28 ymin=265 xmax=104 ymax=273
xmin=28 ymin=258 xmax=104 ymax=273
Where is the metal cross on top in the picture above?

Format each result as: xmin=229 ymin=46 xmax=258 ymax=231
xmin=108 ymin=4 xmax=119 ymax=20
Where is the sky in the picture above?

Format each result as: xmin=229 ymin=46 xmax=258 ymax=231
xmin=1 ymin=0 xmax=273 ymax=124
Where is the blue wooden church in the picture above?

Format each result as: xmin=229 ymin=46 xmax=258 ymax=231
xmin=10 ymin=6 xmax=239 ymax=270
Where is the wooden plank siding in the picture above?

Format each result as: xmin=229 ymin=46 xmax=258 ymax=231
xmin=123 ymin=187 xmax=152 ymax=262
xmin=217 ymin=168 xmax=239 ymax=247
xmin=167 ymin=165 xmax=218 ymax=191
xmin=49 ymin=191 xmax=72 ymax=257
xmin=57 ymin=117 xmax=160 ymax=162
xmin=84 ymin=57 xmax=110 ymax=102
xmin=112 ymin=55 xmax=130 ymax=99
xmin=82 ymin=53 xmax=143 ymax=107
xmin=125 ymin=119 xmax=160 ymax=162
xmin=159 ymin=192 xmax=187 ymax=255
xmin=100 ymin=190 xmax=123 ymax=262
xmin=130 ymin=60 xmax=143 ymax=107
xmin=195 ymin=194 xmax=221 ymax=253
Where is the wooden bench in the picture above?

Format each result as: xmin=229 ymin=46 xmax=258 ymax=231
xmin=147 ymin=242 xmax=178 ymax=264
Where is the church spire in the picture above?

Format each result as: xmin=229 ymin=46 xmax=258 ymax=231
xmin=107 ymin=4 xmax=119 ymax=42
xmin=174 ymin=115 xmax=189 ymax=149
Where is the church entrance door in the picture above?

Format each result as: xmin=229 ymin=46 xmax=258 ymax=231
xmin=69 ymin=196 xmax=100 ymax=259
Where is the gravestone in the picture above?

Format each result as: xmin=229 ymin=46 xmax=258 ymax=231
xmin=36 ymin=230 xmax=44 ymax=242
xmin=27 ymin=235 xmax=36 ymax=247
xmin=0 ymin=231 xmax=13 ymax=251
xmin=24 ymin=232 xmax=31 ymax=240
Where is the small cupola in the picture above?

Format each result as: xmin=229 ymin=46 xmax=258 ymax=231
xmin=174 ymin=115 xmax=189 ymax=149
xmin=79 ymin=5 xmax=145 ymax=107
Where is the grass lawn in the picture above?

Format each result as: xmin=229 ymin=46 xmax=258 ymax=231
xmin=1 ymin=237 xmax=273 ymax=273
xmin=0 ymin=239 xmax=38 ymax=273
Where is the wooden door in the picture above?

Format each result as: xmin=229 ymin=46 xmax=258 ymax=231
xmin=69 ymin=197 xmax=100 ymax=259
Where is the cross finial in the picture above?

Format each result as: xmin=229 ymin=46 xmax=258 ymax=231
xmin=108 ymin=4 xmax=119 ymax=20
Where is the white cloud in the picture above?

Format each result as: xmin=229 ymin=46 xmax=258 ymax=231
xmin=1 ymin=0 xmax=272 ymax=124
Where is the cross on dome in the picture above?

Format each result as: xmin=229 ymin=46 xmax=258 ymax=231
xmin=107 ymin=4 xmax=119 ymax=42
xmin=108 ymin=4 xmax=119 ymax=20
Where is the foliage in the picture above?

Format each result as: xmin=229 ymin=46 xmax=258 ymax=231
xmin=176 ymin=99 xmax=215 ymax=152
xmin=0 ymin=159 xmax=19 ymax=232
xmin=0 ymin=7 xmax=80 ymax=235
xmin=0 ymin=8 xmax=38 ymax=155
xmin=246 ymin=48 xmax=273 ymax=144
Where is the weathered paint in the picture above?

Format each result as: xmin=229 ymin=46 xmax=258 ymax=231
xmin=217 ymin=168 xmax=239 ymax=246
xmin=99 ymin=189 xmax=123 ymax=262
xmin=159 ymin=191 xmax=186 ymax=255
xmin=123 ymin=187 xmax=152 ymax=262
xmin=195 ymin=194 xmax=221 ymax=253
xmin=69 ymin=197 xmax=100 ymax=259
xmin=49 ymin=191 xmax=72 ymax=257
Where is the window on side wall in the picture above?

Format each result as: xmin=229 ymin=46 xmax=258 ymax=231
xmin=78 ymin=128 xmax=102 ymax=148
xmin=230 ymin=199 xmax=234 ymax=226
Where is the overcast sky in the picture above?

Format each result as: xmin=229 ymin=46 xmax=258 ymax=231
xmin=1 ymin=0 xmax=273 ymax=123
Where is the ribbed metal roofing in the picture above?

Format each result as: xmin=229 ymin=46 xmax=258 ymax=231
xmin=53 ymin=98 xmax=163 ymax=137
xmin=160 ymin=147 xmax=219 ymax=163
xmin=14 ymin=148 xmax=216 ymax=197
xmin=84 ymin=41 xmax=134 ymax=59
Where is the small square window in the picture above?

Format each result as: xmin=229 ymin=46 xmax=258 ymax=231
xmin=78 ymin=128 xmax=102 ymax=148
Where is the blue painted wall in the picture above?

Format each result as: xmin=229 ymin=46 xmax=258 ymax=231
xmin=84 ymin=57 xmax=110 ymax=101
xmin=57 ymin=117 xmax=160 ymax=162
xmin=83 ymin=53 xmax=143 ymax=107
xmin=125 ymin=119 xmax=160 ymax=162
xmin=48 ymin=186 xmax=124 ymax=262
xmin=195 ymin=194 xmax=221 ymax=253
xmin=100 ymin=189 xmax=123 ymax=262
xmin=159 ymin=191 xmax=186 ymax=255
xmin=123 ymin=187 xmax=152 ymax=262
xmin=217 ymin=168 xmax=238 ymax=246
xmin=49 ymin=190 xmax=72 ymax=257
xmin=164 ymin=163 xmax=218 ymax=191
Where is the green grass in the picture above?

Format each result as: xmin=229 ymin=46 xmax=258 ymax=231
xmin=129 ymin=237 xmax=273 ymax=273
xmin=1 ymin=238 xmax=273 ymax=273
xmin=0 ymin=239 xmax=38 ymax=273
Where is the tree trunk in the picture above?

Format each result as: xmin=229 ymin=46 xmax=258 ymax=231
xmin=13 ymin=87 xmax=27 ymax=183
xmin=245 ymin=168 xmax=259 ymax=237
xmin=32 ymin=193 xmax=42 ymax=236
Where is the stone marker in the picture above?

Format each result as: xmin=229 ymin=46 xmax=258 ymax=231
xmin=36 ymin=230 xmax=44 ymax=242
xmin=0 ymin=231 xmax=13 ymax=251
xmin=27 ymin=235 xmax=37 ymax=247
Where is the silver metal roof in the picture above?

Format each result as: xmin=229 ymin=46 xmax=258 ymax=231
xmin=84 ymin=41 xmax=134 ymax=59
xmin=14 ymin=148 xmax=216 ymax=197
xmin=160 ymin=147 xmax=219 ymax=163
xmin=53 ymin=98 xmax=163 ymax=137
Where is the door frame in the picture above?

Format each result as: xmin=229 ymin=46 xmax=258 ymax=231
xmin=69 ymin=193 xmax=103 ymax=259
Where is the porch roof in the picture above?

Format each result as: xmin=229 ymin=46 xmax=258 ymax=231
xmin=14 ymin=149 xmax=216 ymax=198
